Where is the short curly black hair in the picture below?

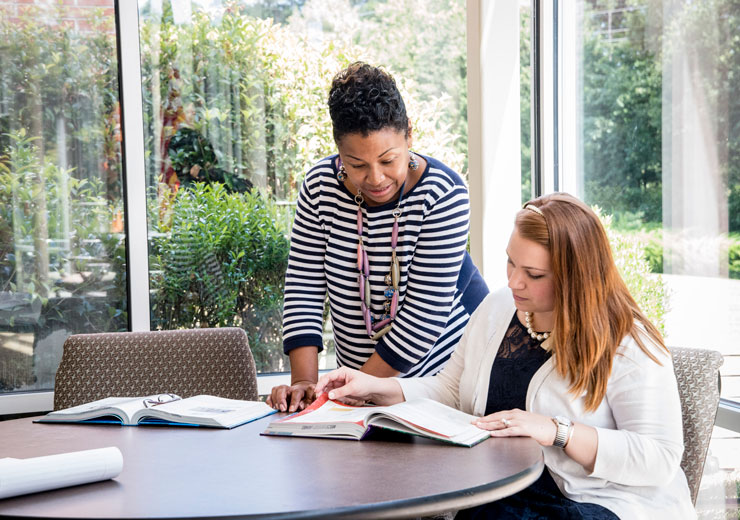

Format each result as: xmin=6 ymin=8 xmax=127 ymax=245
xmin=328 ymin=62 xmax=408 ymax=143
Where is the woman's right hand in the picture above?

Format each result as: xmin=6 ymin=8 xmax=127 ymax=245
xmin=315 ymin=367 xmax=405 ymax=406
xmin=267 ymin=380 xmax=316 ymax=413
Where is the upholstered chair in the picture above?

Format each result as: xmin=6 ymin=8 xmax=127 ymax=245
xmin=670 ymin=346 xmax=724 ymax=505
xmin=53 ymin=327 xmax=258 ymax=410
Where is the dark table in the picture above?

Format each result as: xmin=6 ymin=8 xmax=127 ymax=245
xmin=0 ymin=414 xmax=543 ymax=519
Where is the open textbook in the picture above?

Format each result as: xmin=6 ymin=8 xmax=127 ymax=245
xmin=36 ymin=394 xmax=276 ymax=429
xmin=262 ymin=394 xmax=490 ymax=447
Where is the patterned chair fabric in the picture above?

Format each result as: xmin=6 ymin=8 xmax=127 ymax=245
xmin=53 ymin=328 xmax=258 ymax=410
xmin=670 ymin=346 xmax=723 ymax=505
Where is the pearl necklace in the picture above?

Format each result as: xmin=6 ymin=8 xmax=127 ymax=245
xmin=524 ymin=312 xmax=550 ymax=341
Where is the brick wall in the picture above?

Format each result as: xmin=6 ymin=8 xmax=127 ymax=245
xmin=0 ymin=0 xmax=116 ymax=33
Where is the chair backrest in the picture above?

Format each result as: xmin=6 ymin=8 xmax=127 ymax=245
xmin=53 ymin=327 xmax=258 ymax=410
xmin=670 ymin=346 xmax=723 ymax=505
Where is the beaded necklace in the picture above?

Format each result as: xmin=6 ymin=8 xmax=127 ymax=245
xmin=355 ymin=183 xmax=405 ymax=341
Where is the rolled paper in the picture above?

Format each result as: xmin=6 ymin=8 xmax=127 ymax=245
xmin=356 ymin=207 xmax=363 ymax=235
xmin=390 ymin=291 xmax=398 ymax=318
xmin=363 ymin=308 xmax=373 ymax=336
xmin=363 ymin=250 xmax=370 ymax=277
xmin=391 ymin=219 xmax=399 ymax=248
xmin=0 ymin=447 xmax=123 ymax=500
xmin=372 ymin=318 xmax=392 ymax=331
xmin=356 ymin=242 xmax=363 ymax=272
xmin=359 ymin=274 xmax=365 ymax=301
xmin=364 ymin=278 xmax=371 ymax=308
xmin=371 ymin=325 xmax=393 ymax=341
xmin=391 ymin=257 xmax=400 ymax=289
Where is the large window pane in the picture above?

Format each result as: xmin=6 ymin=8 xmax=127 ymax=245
xmin=138 ymin=0 xmax=467 ymax=374
xmin=570 ymin=0 xmax=739 ymax=514
xmin=0 ymin=1 xmax=126 ymax=395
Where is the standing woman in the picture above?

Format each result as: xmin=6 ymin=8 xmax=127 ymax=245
xmin=316 ymin=193 xmax=694 ymax=519
xmin=268 ymin=62 xmax=488 ymax=413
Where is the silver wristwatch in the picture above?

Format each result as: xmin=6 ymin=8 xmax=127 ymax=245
xmin=551 ymin=416 xmax=573 ymax=449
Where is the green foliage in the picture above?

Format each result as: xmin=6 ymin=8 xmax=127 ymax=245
xmin=597 ymin=208 xmax=667 ymax=335
xmin=579 ymin=1 xmax=739 ymax=233
xmin=730 ymin=234 xmax=740 ymax=280
xmin=582 ymin=20 xmax=663 ymax=222
xmin=149 ymin=183 xmax=290 ymax=372
xmin=0 ymin=129 xmax=127 ymax=336
xmin=520 ymin=6 xmax=532 ymax=203
xmin=168 ymin=127 xmax=252 ymax=193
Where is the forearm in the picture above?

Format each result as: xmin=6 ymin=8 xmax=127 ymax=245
xmin=368 ymin=377 xmax=406 ymax=406
xmin=360 ymin=352 xmax=401 ymax=377
xmin=564 ymin=422 xmax=598 ymax=472
xmin=288 ymin=346 xmax=319 ymax=384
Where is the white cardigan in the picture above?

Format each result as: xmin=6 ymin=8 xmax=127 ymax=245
xmin=397 ymin=287 xmax=695 ymax=519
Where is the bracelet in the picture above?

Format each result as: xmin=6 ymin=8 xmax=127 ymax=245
xmin=563 ymin=422 xmax=575 ymax=448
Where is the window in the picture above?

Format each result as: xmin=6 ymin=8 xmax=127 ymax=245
xmin=0 ymin=1 xmax=125 ymax=398
xmin=554 ymin=0 xmax=740 ymax=512
xmin=137 ymin=0 xmax=468 ymax=374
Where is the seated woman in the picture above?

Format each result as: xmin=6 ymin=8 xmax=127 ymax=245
xmin=268 ymin=62 xmax=488 ymax=413
xmin=315 ymin=193 xmax=694 ymax=519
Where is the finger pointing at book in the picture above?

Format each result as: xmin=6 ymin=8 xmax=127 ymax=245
xmin=315 ymin=367 xmax=405 ymax=406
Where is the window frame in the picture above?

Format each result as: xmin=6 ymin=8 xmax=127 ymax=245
xmin=530 ymin=0 xmax=740 ymax=431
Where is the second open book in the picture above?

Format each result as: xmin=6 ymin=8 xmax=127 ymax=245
xmin=262 ymin=394 xmax=490 ymax=447
xmin=37 ymin=394 xmax=276 ymax=429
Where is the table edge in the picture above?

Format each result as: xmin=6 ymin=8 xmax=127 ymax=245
xmin=189 ymin=455 xmax=545 ymax=520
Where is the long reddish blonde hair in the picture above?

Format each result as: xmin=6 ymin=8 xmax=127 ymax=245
xmin=518 ymin=193 xmax=667 ymax=411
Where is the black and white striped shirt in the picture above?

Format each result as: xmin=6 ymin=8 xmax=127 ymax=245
xmin=282 ymin=154 xmax=488 ymax=377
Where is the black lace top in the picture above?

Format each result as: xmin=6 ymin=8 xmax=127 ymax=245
xmin=484 ymin=312 xmax=553 ymax=415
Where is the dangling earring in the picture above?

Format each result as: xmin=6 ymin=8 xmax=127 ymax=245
xmin=408 ymin=151 xmax=419 ymax=171
xmin=337 ymin=157 xmax=346 ymax=181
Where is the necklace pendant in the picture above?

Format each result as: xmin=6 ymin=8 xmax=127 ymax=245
xmin=391 ymin=257 xmax=400 ymax=289
xmin=373 ymin=317 xmax=392 ymax=331
xmin=371 ymin=324 xmax=393 ymax=341
xmin=364 ymin=278 xmax=371 ymax=308
xmin=363 ymin=308 xmax=372 ymax=336
xmin=390 ymin=291 xmax=398 ymax=318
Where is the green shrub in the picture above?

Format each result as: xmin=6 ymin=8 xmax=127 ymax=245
xmin=149 ymin=183 xmax=290 ymax=372
xmin=597 ymin=208 xmax=667 ymax=336
xmin=727 ymin=233 xmax=740 ymax=280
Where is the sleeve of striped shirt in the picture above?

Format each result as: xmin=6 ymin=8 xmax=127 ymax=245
xmin=282 ymin=173 xmax=327 ymax=354
xmin=374 ymin=180 xmax=471 ymax=373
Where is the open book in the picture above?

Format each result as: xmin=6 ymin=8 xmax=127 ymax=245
xmin=36 ymin=394 xmax=276 ymax=429
xmin=262 ymin=394 xmax=490 ymax=447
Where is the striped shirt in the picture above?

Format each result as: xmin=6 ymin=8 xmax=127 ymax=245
xmin=282 ymin=154 xmax=488 ymax=377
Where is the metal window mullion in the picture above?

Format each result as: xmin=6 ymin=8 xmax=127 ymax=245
xmin=533 ymin=0 xmax=558 ymax=196
xmin=117 ymin=1 xmax=151 ymax=332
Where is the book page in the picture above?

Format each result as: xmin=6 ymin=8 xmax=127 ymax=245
xmin=137 ymin=395 xmax=274 ymax=427
xmin=43 ymin=397 xmax=142 ymax=423
xmin=377 ymin=398 xmax=480 ymax=438
xmin=279 ymin=399 xmax=375 ymax=425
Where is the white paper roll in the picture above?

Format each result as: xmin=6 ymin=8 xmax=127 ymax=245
xmin=0 ymin=447 xmax=123 ymax=499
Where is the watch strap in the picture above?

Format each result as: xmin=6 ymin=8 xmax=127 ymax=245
xmin=552 ymin=416 xmax=572 ymax=449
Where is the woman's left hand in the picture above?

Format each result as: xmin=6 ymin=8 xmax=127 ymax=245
xmin=473 ymin=408 xmax=558 ymax=447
